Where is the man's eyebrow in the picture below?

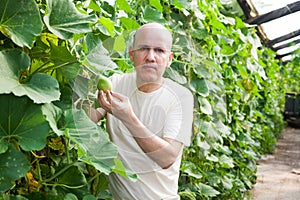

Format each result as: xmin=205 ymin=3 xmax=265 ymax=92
xmin=136 ymin=44 xmax=168 ymax=49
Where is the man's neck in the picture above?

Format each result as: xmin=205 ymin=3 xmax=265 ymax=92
xmin=136 ymin=79 xmax=163 ymax=93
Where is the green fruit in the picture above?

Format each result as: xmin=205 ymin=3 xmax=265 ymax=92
xmin=97 ymin=75 xmax=112 ymax=92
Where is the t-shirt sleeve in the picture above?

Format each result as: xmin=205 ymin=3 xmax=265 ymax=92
xmin=163 ymin=90 xmax=194 ymax=146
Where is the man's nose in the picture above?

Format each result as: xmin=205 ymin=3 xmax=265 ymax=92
xmin=145 ymin=48 xmax=156 ymax=61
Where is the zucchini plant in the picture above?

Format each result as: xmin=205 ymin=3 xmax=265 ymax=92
xmin=0 ymin=0 xmax=296 ymax=199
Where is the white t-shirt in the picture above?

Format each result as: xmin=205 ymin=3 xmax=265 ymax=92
xmin=97 ymin=72 xmax=194 ymax=200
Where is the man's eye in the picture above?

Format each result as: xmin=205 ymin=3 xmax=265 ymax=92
xmin=140 ymin=47 xmax=150 ymax=52
xmin=155 ymin=48 xmax=166 ymax=53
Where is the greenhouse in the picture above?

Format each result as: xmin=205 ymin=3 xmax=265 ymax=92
xmin=0 ymin=0 xmax=299 ymax=199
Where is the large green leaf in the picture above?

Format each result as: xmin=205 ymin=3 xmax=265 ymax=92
xmin=30 ymin=35 xmax=81 ymax=82
xmin=190 ymin=78 xmax=209 ymax=97
xmin=116 ymin=0 xmax=133 ymax=13
xmin=0 ymin=94 xmax=50 ymax=152
xmin=44 ymin=0 xmax=98 ymax=40
xmin=62 ymin=109 xmax=118 ymax=174
xmin=198 ymin=96 xmax=212 ymax=115
xmin=0 ymin=0 xmax=43 ymax=48
xmin=0 ymin=145 xmax=31 ymax=193
xmin=119 ymin=17 xmax=140 ymax=31
xmin=196 ymin=182 xmax=220 ymax=197
xmin=42 ymin=103 xmax=63 ymax=136
xmin=98 ymin=17 xmax=115 ymax=37
xmin=0 ymin=49 xmax=60 ymax=104
xmin=83 ymin=36 xmax=118 ymax=71
xmin=165 ymin=67 xmax=187 ymax=84
xmin=150 ymin=0 xmax=163 ymax=12
xmin=57 ymin=165 xmax=87 ymax=189
xmin=143 ymin=5 xmax=166 ymax=23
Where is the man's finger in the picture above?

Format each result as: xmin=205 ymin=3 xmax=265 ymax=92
xmin=99 ymin=90 xmax=111 ymax=111
xmin=110 ymin=91 xmax=125 ymax=100
xmin=106 ymin=91 xmax=113 ymax=103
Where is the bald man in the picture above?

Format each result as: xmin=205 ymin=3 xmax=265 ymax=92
xmin=91 ymin=23 xmax=194 ymax=200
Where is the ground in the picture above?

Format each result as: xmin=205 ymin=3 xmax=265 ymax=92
xmin=249 ymin=126 xmax=300 ymax=200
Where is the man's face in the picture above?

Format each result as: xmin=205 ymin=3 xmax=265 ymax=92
xmin=129 ymin=27 xmax=173 ymax=87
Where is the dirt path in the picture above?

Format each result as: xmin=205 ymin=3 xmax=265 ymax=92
xmin=249 ymin=127 xmax=300 ymax=200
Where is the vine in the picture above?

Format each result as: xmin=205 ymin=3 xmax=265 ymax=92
xmin=0 ymin=0 xmax=297 ymax=199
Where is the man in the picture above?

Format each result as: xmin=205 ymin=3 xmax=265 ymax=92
xmin=90 ymin=23 xmax=194 ymax=200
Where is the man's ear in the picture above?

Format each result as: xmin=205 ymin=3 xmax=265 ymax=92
xmin=129 ymin=46 xmax=134 ymax=62
xmin=166 ymin=52 xmax=174 ymax=68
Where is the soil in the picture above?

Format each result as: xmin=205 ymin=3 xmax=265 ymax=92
xmin=249 ymin=126 xmax=300 ymax=200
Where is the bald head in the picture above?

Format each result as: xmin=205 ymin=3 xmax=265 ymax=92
xmin=133 ymin=23 xmax=173 ymax=51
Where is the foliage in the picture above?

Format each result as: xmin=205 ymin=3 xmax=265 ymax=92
xmin=0 ymin=0 xmax=297 ymax=199
xmin=0 ymin=0 xmax=135 ymax=199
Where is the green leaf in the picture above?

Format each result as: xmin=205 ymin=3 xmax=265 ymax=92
xmin=64 ymin=193 xmax=78 ymax=200
xmin=30 ymin=34 xmax=81 ymax=82
xmin=0 ymin=194 xmax=29 ymax=200
xmin=219 ymin=155 xmax=234 ymax=168
xmin=113 ymin=35 xmax=127 ymax=52
xmin=184 ymin=166 xmax=203 ymax=179
xmin=179 ymin=191 xmax=196 ymax=200
xmin=198 ymin=97 xmax=212 ymax=115
xmin=0 ymin=0 xmax=43 ymax=48
xmin=0 ymin=94 xmax=50 ymax=151
xmin=173 ymin=0 xmax=190 ymax=16
xmin=0 ymin=144 xmax=31 ymax=192
xmin=21 ymin=73 xmax=61 ymax=103
xmin=42 ymin=103 xmax=63 ymax=136
xmin=210 ymin=17 xmax=227 ymax=31
xmin=84 ymin=41 xmax=118 ymax=71
xmin=143 ymin=6 xmax=166 ymax=23
xmin=119 ymin=17 xmax=140 ymax=31
xmin=165 ymin=67 xmax=187 ymax=84
xmin=112 ymin=158 xmax=137 ymax=182
xmin=174 ymin=0 xmax=191 ymax=10
xmin=58 ymin=165 xmax=87 ymax=187
xmin=192 ymin=63 xmax=211 ymax=79
xmin=98 ymin=17 xmax=115 ymax=36
xmin=215 ymin=120 xmax=231 ymax=137
xmin=82 ymin=195 xmax=97 ymax=200
xmin=70 ymin=75 xmax=89 ymax=99
xmin=62 ymin=109 xmax=118 ymax=174
xmin=190 ymin=78 xmax=209 ymax=97
xmin=221 ymin=176 xmax=233 ymax=190
xmin=150 ymin=0 xmax=163 ymax=12
xmin=44 ymin=0 xmax=97 ymax=40
xmin=206 ymin=154 xmax=218 ymax=162
xmin=0 ymin=49 xmax=60 ymax=104
xmin=196 ymin=182 xmax=220 ymax=197
xmin=48 ymin=42 xmax=80 ymax=80
xmin=116 ymin=0 xmax=133 ymax=13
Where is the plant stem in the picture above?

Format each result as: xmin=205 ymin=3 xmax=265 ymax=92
xmin=30 ymin=61 xmax=51 ymax=74
xmin=41 ymin=162 xmax=77 ymax=184
xmin=64 ymin=137 xmax=71 ymax=164
xmin=87 ymin=172 xmax=102 ymax=184
xmin=36 ymin=158 xmax=42 ymax=191
xmin=39 ymin=60 xmax=78 ymax=73
xmin=43 ymin=182 xmax=86 ymax=189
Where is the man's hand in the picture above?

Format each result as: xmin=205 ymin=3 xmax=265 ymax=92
xmin=98 ymin=90 xmax=134 ymax=124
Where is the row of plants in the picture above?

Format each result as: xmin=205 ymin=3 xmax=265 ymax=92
xmin=0 ymin=0 xmax=298 ymax=199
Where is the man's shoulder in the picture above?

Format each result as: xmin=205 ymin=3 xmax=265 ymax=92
xmin=164 ymin=78 xmax=193 ymax=97
xmin=110 ymin=72 xmax=135 ymax=93
xmin=111 ymin=72 xmax=135 ymax=84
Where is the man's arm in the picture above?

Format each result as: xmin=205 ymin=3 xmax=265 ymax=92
xmin=88 ymin=107 xmax=105 ymax=123
xmin=122 ymin=112 xmax=184 ymax=169
xmin=98 ymin=90 xmax=184 ymax=169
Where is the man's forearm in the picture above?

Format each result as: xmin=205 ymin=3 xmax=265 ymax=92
xmin=122 ymin=113 xmax=183 ymax=169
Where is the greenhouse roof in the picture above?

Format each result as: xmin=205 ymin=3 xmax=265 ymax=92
xmin=237 ymin=0 xmax=300 ymax=62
